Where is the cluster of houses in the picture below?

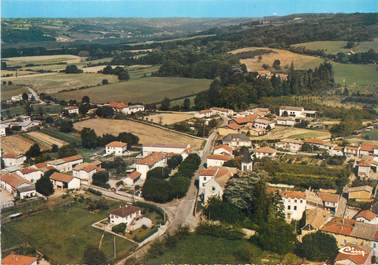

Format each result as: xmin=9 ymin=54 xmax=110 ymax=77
xmin=0 ymin=115 xmax=41 ymax=136
xmin=107 ymin=101 xmax=145 ymax=115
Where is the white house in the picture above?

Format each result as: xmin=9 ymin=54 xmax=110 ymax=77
xmin=206 ymin=154 xmax=232 ymax=167
xmin=344 ymin=145 xmax=360 ymax=157
xmin=0 ymin=172 xmax=36 ymax=199
xmin=318 ymin=192 xmax=340 ymax=213
xmin=198 ymin=167 xmax=237 ymax=204
xmin=355 ymin=157 xmax=378 ymax=179
xmin=304 ymin=138 xmax=331 ymax=151
xmin=279 ymin=106 xmax=305 ymax=118
xmin=50 ymin=172 xmax=81 ymax=190
xmin=195 ymin=109 xmax=216 ymax=119
xmin=276 ymin=116 xmax=296 ymax=127
xmin=0 ymin=124 xmax=7 ymax=136
xmin=108 ymin=101 xmax=129 ymax=113
xmin=47 ymin=155 xmax=83 ymax=172
xmin=282 ymin=191 xmax=306 ymax=222
xmin=328 ymin=145 xmax=344 ymax=157
xmin=124 ymin=171 xmax=141 ymax=186
xmin=16 ymin=167 xmax=44 ymax=183
xmin=142 ymin=143 xmax=190 ymax=159
xmin=222 ymin=133 xmax=251 ymax=148
xmin=135 ymin=152 xmax=168 ymax=180
xmin=1 ymin=153 xmax=27 ymax=168
xmin=72 ymin=161 xmax=103 ymax=184
xmin=255 ymin=146 xmax=277 ymax=159
xmin=210 ymin=107 xmax=234 ymax=117
xmin=355 ymin=210 xmax=378 ymax=225
xmin=64 ymin=105 xmax=79 ymax=115
xmin=105 ymin=141 xmax=127 ymax=156
xmin=213 ymin=144 xmax=233 ymax=157
xmin=253 ymin=118 xmax=276 ymax=130
xmin=275 ymin=139 xmax=303 ymax=153
xmin=109 ymin=205 xmax=142 ymax=227
xmin=123 ymin=104 xmax=145 ymax=114
xmin=241 ymin=149 xmax=253 ymax=172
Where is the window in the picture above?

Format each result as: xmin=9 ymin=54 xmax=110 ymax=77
xmin=300 ymin=200 xmax=303 ymax=203
xmin=287 ymin=205 xmax=291 ymax=210
xmin=294 ymin=199 xmax=297 ymax=203
xmin=294 ymin=206 xmax=297 ymax=210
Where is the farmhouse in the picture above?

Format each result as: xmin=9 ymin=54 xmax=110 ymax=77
xmin=72 ymin=161 xmax=103 ymax=184
xmin=210 ymin=107 xmax=234 ymax=117
xmin=304 ymin=138 xmax=331 ymax=150
xmin=142 ymin=143 xmax=190 ymax=159
xmin=1 ymin=153 xmax=27 ymax=168
xmin=321 ymin=217 xmax=378 ymax=258
xmin=255 ymin=146 xmax=277 ymax=159
xmin=124 ymin=104 xmax=145 ymax=114
xmin=105 ymin=141 xmax=127 ymax=156
xmin=360 ymin=143 xmax=377 ymax=157
xmin=2 ymin=254 xmax=38 ymax=265
xmin=47 ymin=155 xmax=83 ymax=172
xmin=64 ymin=105 xmax=79 ymax=115
xmin=135 ymin=152 xmax=169 ymax=180
xmin=222 ymin=133 xmax=251 ymax=148
xmin=50 ymin=172 xmax=80 ymax=190
xmin=334 ymin=244 xmax=372 ymax=265
xmin=124 ymin=171 xmax=141 ymax=186
xmin=344 ymin=145 xmax=360 ymax=157
xmin=253 ymin=118 xmax=275 ymax=130
xmin=345 ymin=186 xmax=373 ymax=201
xmin=108 ymin=101 xmax=128 ymax=113
xmin=318 ymin=192 xmax=340 ymax=213
xmin=275 ymin=138 xmax=303 ymax=152
xmin=198 ymin=167 xmax=237 ymax=204
xmin=329 ymin=145 xmax=344 ymax=157
xmin=206 ymin=154 xmax=232 ymax=167
xmin=109 ymin=205 xmax=142 ymax=225
xmin=281 ymin=191 xmax=306 ymax=222
xmin=213 ymin=144 xmax=233 ymax=157
xmin=276 ymin=116 xmax=296 ymax=127
xmin=279 ymin=106 xmax=305 ymax=118
xmin=0 ymin=173 xmax=36 ymax=199
xmin=232 ymin=114 xmax=258 ymax=126
xmin=355 ymin=157 xmax=378 ymax=179
xmin=16 ymin=167 xmax=44 ymax=183
xmin=354 ymin=210 xmax=378 ymax=225
xmin=195 ymin=109 xmax=215 ymax=119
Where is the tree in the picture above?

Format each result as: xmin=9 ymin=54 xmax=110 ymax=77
xmin=81 ymin=127 xmax=98 ymax=149
xmin=101 ymin=79 xmax=109 ymax=85
xmin=59 ymin=119 xmax=73 ymax=132
xmin=147 ymin=167 xmax=170 ymax=179
xmin=160 ymin=97 xmax=170 ymax=111
xmin=296 ymin=231 xmax=338 ymax=261
xmin=117 ymin=69 xmax=130 ymax=81
xmin=92 ymin=171 xmax=109 ymax=188
xmin=64 ymin=64 xmax=83 ymax=74
xmin=272 ymin=59 xmax=281 ymax=70
xmin=25 ymin=143 xmax=41 ymax=159
xmin=118 ymin=132 xmax=139 ymax=147
xmin=22 ymin=92 xmax=29 ymax=101
xmin=82 ymin=96 xmax=90 ymax=104
xmin=167 ymin=155 xmax=183 ymax=169
xmin=112 ymin=223 xmax=126 ymax=234
xmin=79 ymin=103 xmax=90 ymax=115
xmin=204 ymin=197 xmax=244 ymax=224
xmin=81 ymin=246 xmax=107 ymax=265
xmin=113 ymin=157 xmax=127 ymax=174
xmin=183 ymin=97 xmax=191 ymax=111
xmin=58 ymin=145 xmax=78 ymax=158
xmin=95 ymin=106 xmax=114 ymax=118
xmin=35 ymin=174 xmax=54 ymax=196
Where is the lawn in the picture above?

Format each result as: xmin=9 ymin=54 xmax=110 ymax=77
xmin=251 ymin=126 xmax=330 ymax=141
xmin=1 ymin=84 xmax=29 ymax=100
xmin=1 ymin=201 xmax=137 ymax=264
xmin=145 ymin=112 xmax=194 ymax=125
xmin=4 ymin=54 xmax=82 ymax=67
xmin=53 ymin=77 xmax=212 ymax=104
xmin=6 ymin=72 xmax=119 ymax=94
xmin=291 ymin=38 xmax=378 ymax=55
xmin=143 ymin=234 xmax=289 ymax=265
xmin=229 ymin=47 xmax=323 ymax=71
xmin=74 ymin=118 xmax=204 ymax=150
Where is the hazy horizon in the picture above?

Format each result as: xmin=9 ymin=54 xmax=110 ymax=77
xmin=2 ymin=0 xmax=378 ymax=18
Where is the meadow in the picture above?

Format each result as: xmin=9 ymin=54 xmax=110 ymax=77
xmin=74 ymin=118 xmax=204 ymax=150
xmin=250 ymin=126 xmax=331 ymax=141
xmin=4 ymin=54 xmax=83 ymax=67
xmin=54 ymin=77 xmax=211 ymax=104
xmin=291 ymin=38 xmax=378 ymax=55
xmin=145 ymin=112 xmax=194 ymax=125
xmin=1 ymin=200 xmax=137 ymax=264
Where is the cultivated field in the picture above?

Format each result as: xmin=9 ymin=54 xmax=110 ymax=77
xmin=6 ymin=73 xmax=119 ymax=94
xmin=4 ymin=54 xmax=82 ymax=67
xmin=229 ymin=47 xmax=323 ymax=71
xmin=74 ymin=118 xmax=204 ymax=150
xmin=291 ymin=38 xmax=378 ymax=55
xmin=145 ymin=112 xmax=194 ymax=125
xmin=0 ymin=135 xmax=35 ymax=155
xmin=1 ymin=85 xmax=29 ymax=100
xmin=2 ymin=201 xmax=136 ymax=264
xmin=251 ymin=126 xmax=331 ymax=141
xmin=26 ymin=131 xmax=67 ymax=148
xmin=55 ymin=77 xmax=211 ymax=104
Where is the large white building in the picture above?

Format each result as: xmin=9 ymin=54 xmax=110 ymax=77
xmin=47 ymin=155 xmax=83 ymax=172
xmin=255 ymin=146 xmax=277 ymax=159
xmin=50 ymin=172 xmax=81 ymax=190
xmin=109 ymin=205 xmax=142 ymax=226
xmin=16 ymin=167 xmax=44 ymax=183
xmin=0 ymin=172 xmax=36 ymax=199
xmin=206 ymin=154 xmax=232 ymax=167
xmin=142 ymin=143 xmax=190 ymax=159
xmin=1 ymin=153 xmax=27 ymax=168
xmin=282 ymin=191 xmax=307 ymax=221
xmin=135 ymin=152 xmax=169 ymax=180
xmin=72 ymin=161 xmax=103 ymax=184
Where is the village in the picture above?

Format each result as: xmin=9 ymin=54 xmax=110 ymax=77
xmin=1 ymin=89 xmax=378 ymax=265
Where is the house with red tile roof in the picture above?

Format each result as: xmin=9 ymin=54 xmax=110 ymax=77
xmin=281 ymin=191 xmax=306 ymax=221
xmin=105 ymin=141 xmax=127 ymax=156
xmin=255 ymin=146 xmax=277 ymax=159
xmin=206 ymin=154 xmax=232 ymax=167
xmin=355 ymin=157 xmax=378 ymax=179
xmin=109 ymin=205 xmax=142 ymax=227
xmin=135 ymin=152 xmax=169 ymax=180
xmin=0 ymin=173 xmax=36 ymax=199
xmin=47 ymin=155 xmax=83 ymax=172
xmin=72 ymin=161 xmax=103 ymax=184
xmin=142 ymin=143 xmax=191 ymax=159
xmin=16 ymin=166 xmax=44 ymax=183
xmin=124 ymin=171 xmax=142 ymax=186
xmin=1 ymin=152 xmax=26 ymax=168
xmin=213 ymin=144 xmax=233 ymax=157
xmin=232 ymin=114 xmax=258 ymax=126
xmin=355 ymin=210 xmax=378 ymax=225
xmin=2 ymin=254 xmax=38 ymax=265
xmin=50 ymin=172 xmax=80 ymax=190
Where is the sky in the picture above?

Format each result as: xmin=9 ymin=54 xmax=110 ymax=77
xmin=2 ymin=0 xmax=378 ymax=18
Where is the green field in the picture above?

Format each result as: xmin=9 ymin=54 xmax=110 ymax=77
xmin=41 ymin=127 xmax=82 ymax=145
xmin=143 ymin=234 xmax=290 ymax=265
xmin=332 ymin=62 xmax=378 ymax=93
xmin=292 ymin=38 xmax=378 ymax=54
xmin=7 ymin=72 xmax=120 ymax=94
xmin=53 ymin=77 xmax=212 ymax=104
xmin=2 ymin=200 xmax=137 ymax=264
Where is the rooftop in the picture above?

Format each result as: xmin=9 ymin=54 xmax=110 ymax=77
xmin=137 ymin=152 xmax=168 ymax=166
xmin=106 ymin=141 xmax=127 ymax=148
xmin=110 ymin=205 xmax=140 ymax=217
xmin=207 ymin=154 xmax=232 ymax=161
xmin=50 ymin=172 xmax=74 ymax=183
xmin=0 ymin=173 xmax=30 ymax=189
xmin=282 ymin=190 xmax=306 ymax=199
xmin=2 ymin=254 xmax=38 ymax=265
xmin=355 ymin=210 xmax=376 ymax=221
